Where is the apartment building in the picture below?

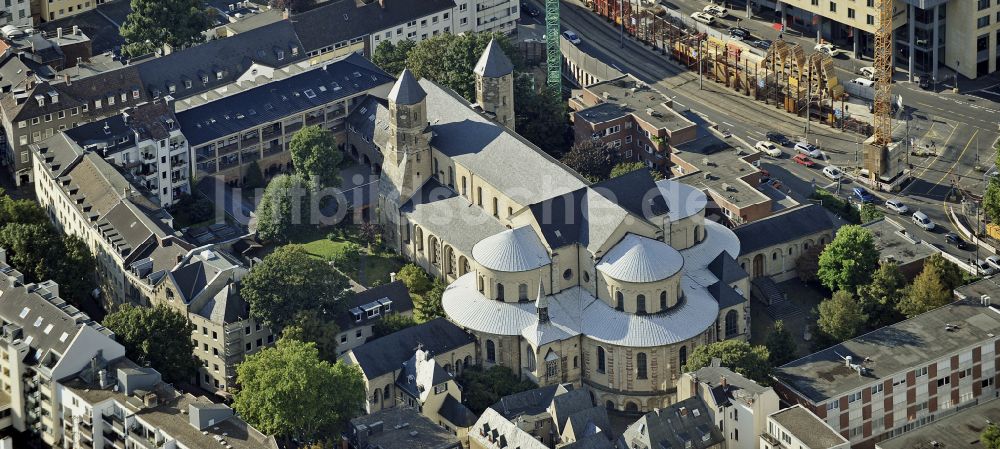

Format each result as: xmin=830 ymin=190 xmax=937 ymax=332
xmin=0 ymin=253 xmax=126 ymax=446
xmin=348 ymin=407 xmax=462 ymax=449
xmin=760 ymin=405 xmax=850 ymax=449
xmin=474 ymin=386 xmax=615 ymax=449
xmin=1 ymin=0 xmax=32 ymax=27
xmin=38 ymin=0 xmax=110 ymax=22
xmin=876 ymin=397 xmax=1000 ymax=449
xmin=177 ymin=52 xmax=394 ymax=186
xmin=150 ymin=246 xmax=273 ymax=395
xmin=335 ymin=280 xmax=414 ymax=357
xmin=569 ymin=75 xmax=697 ymax=175
xmin=616 ymin=396 xmax=724 ymax=449
xmin=772 ymin=0 xmax=906 ymax=57
xmin=677 ymin=364 xmax=780 ymax=449
xmin=773 ymin=297 xmax=1000 ymax=446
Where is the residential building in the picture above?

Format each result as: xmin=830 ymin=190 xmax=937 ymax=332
xmin=772 ymin=0 xmax=906 ymax=58
xmin=396 ymin=348 xmax=477 ymax=439
xmin=335 ymin=280 xmax=414 ymax=356
xmin=59 ymin=358 xmax=277 ymax=449
xmin=176 ymin=52 xmax=394 ymax=186
xmin=488 ymin=383 xmax=615 ymax=447
xmin=5 ymin=26 xmax=93 ymax=71
xmin=732 ymin=204 xmax=835 ymax=282
xmin=862 ymin=217 xmax=940 ymax=278
xmin=954 ymin=276 xmax=1000 ymax=303
xmin=677 ymin=363 xmax=780 ymax=449
xmin=616 ymin=396 xmax=725 ymax=449
xmin=347 ymin=406 xmax=462 ymax=449
xmin=342 ymin=317 xmax=476 ymax=414
xmin=760 ymin=405 xmax=850 ymax=449
xmin=363 ymin=43 xmax=750 ymax=411
xmin=471 ymin=408 xmax=548 ymax=449
xmin=488 ymin=384 xmax=563 ymax=446
xmin=876 ymin=397 xmax=1000 ymax=449
xmin=1 ymin=0 xmax=30 ymax=26
xmin=772 ymin=297 xmax=1000 ymax=446
xmin=569 ymin=74 xmax=697 ymax=175
xmin=37 ymin=0 xmax=111 ymax=22
xmin=0 ymin=251 xmax=126 ymax=446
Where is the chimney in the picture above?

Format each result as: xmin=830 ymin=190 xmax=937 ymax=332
xmin=64 ymin=74 xmax=71 ymax=86
xmin=720 ymin=376 xmax=728 ymax=390
xmin=845 ymin=355 xmax=853 ymax=367
xmin=282 ymin=7 xmax=290 ymax=19
xmin=57 ymin=27 xmax=62 ymax=38
xmin=73 ymin=25 xmax=80 ymax=35
xmin=389 ymin=272 xmax=397 ymax=282
xmin=379 ymin=0 xmax=386 ymax=7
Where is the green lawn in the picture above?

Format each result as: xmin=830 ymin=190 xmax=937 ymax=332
xmin=289 ymin=226 xmax=404 ymax=287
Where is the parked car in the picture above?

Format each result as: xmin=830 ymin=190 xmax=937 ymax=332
xmin=691 ymin=11 xmax=715 ymax=25
xmin=792 ymin=154 xmax=816 ymax=167
xmin=527 ymin=6 xmax=541 ymax=16
xmin=703 ymin=4 xmax=728 ymax=17
xmin=885 ymin=198 xmax=909 ymax=214
xmin=755 ymin=141 xmax=782 ymax=157
xmin=850 ymin=77 xmax=875 ymax=88
xmin=858 ymin=66 xmax=875 ymax=80
xmin=918 ymin=75 xmax=931 ymax=90
xmin=822 ymin=166 xmax=843 ymax=180
xmin=945 ymin=232 xmax=970 ymax=250
xmin=987 ymin=255 xmax=1000 ymax=271
xmin=729 ymin=27 xmax=751 ymax=40
xmin=794 ymin=142 xmax=822 ymax=158
xmin=563 ymin=30 xmax=581 ymax=44
xmin=911 ymin=211 xmax=935 ymax=230
xmin=853 ymin=187 xmax=876 ymax=204
xmin=976 ymin=259 xmax=997 ymax=276
xmin=814 ymin=43 xmax=843 ymax=57
xmin=766 ymin=131 xmax=791 ymax=146
xmin=752 ymin=39 xmax=772 ymax=50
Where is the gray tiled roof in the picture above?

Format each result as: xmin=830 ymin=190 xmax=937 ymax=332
xmin=770 ymin=405 xmax=847 ymax=449
xmin=733 ymin=204 xmax=834 ymax=255
xmin=335 ymin=281 xmax=413 ymax=331
xmin=438 ymin=395 xmax=477 ymax=427
xmin=474 ymin=39 xmax=514 ymax=78
xmin=289 ymin=0 xmax=456 ymax=52
xmin=489 ymin=384 xmax=563 ymax=419
xmin=617 ymin=396 xmax=723 ymax=449
xmin=401 ymin=178 xmax=507 ymax=257
xmin=876 ymin=398 xmax=1000 ymax=449
xmin=472 ymin=225 xmax=550 ymax=273
xmin=387 ymin=69 xmax=425 ymax=106
xmin=707 ymin=252 xmax=747 ymax=285
xmin=348 ymin=317 xmax=474 ymax=380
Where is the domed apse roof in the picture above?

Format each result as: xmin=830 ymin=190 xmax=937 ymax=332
xmin=596 ymin=234 xmax=684 ymax=283
xmin=472 ymin=226 xmax=551 ymax=272
xmin=656 ymin=179 xmax=707 ymax=221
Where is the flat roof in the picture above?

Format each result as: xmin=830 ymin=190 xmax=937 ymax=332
xmin=775 ymin=299 xmax=1000 ymax=403
xmin=876 ymin=398 xmax=1000 ymax=449
xmin=862 ymin=218 xmax=939 ymax=266
xmin=770 ymin=405 xmax=848 ymax=449
xmin=673 ymin=129 xmax=771 ymax=210
xmin=351 ymin=407 xmax=459 ymax=449
xmin=583 ymin=76 xmax=695 ymax=132
xmin=955 ymin=277 xmax=1000 ymax=302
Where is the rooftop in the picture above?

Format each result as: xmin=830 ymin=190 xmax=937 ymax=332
xmin=774 ymin=298 xmax=1000 ymax=403
xmin=471 ymin=408 xmax=548 ymax=449
xmin=876 ymin=398 xmax=1000 ymax=449
xmin=346 ymin=317 xmax=475 ymax=380
xmin=690 ymin=364 xmax=771 ymax=407
xmin=336 ymin=281 xmax=414 ymax=331
xmin=472 ymin=226 xmax=551 ymax=273
xmin=955 ymin=276 xmax=1000 ymax=302
xmin=289 ymin=0 xmax=456 ymax=53
xmin=580 ymin=75 xmax=696 ymax=132
xmin=672 ymin=129 xmax=771 ymax=213
xmin=732 ymin=204 xmax=834 ymax=255
xmin=617 ymin=396 xmax=723 ymax=449
xmin=350 ymin=407 xmax=460 ymax=449
xmin=770 ymin=405 xmax=848 ymax=449
xmin=862 ymin=218 xmax=940 ymax=266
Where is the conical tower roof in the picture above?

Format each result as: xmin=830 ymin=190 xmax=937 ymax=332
xmin=388 ymin=68 xmax=426 ymax=106
xmin=474 ymin=38 xmax=514 ymax=78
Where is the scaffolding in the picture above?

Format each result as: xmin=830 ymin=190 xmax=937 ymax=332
xmin=546 ymin=0 xmax=561 ymax=90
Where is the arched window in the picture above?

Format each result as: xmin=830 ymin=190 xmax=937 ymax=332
xmin=447 ymin=167 xmax=454 ymax=187
xmin=444 ymin=364 xmax=452 ymax=373
xmin=636 ymin=294 xmax=646 ymax=314
xmin=725 ymin=310 xmax=739 ymax=338
xmin=478 ymin=276 xmax=484 ymax=293
xmin=525 ymin=347 xmax=536 ymax=372
xmin=461 ymin=176 xmax=467 ymax=196
xmin=679 ymin=346 xmax=687 ymax=368
xmin=636 ymin=352 xmax=647 ymax=379
xmin=573 ymin=356 xmax=579 ymax=368
xmin=518 ymin=283 xmax=528 ymax=301
xmin=771 ymin=251 xmax=778 ymax=261
xmin=496 ymin=283 xmax=505 ymax=301
xmin=463 ymin=356 xmax=471 ymax=367
xmin=486 ymin=340 xmax=496 ymax=363
xmin=433 ymin=158 xmax=439 ymax=178
xmin=615 ymin=292 xmax=624 ymax=311
xmin=625 ymin=402 xmax=639 ymax=413
xmin=605 ymin=400 xmax=615 ymax=410
xmin=372 ymin=388 xmax=381 ymax=404
xmin=597 ymin=346 xmax=606 ymax=373
xmin=476 ymin=187 xmax=483 ymax=206
xmin=693 ymin=225 xmax=701 ymax=243
xmin=492 ymin=197 xmax=499 ymax=217
xmin=383 ymin=388 xmax=390 ymax=401
xmin=660 ymin=291 xmax=667 ymax=311
xmin=562 ymin=269 xmax=573 ymax=280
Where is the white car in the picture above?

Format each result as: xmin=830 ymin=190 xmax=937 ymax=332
xmin=822 ymin=166 xmax=843 ymax=180
xmin=858 ymin=66 xmax=876 ymax=80
xmin=563 ymin=30 xmax=581 ymax=45
xmin=850 ymin=77 xmax=875 ymax=88
xmin=815 ymin=43 xmax=843 ymax=57
xmin=755 ymin=141 xmax=782 ymax=157
xmin=702 ymin=4 xmax=728 ymax=17
xmin=794 ymin=142 xmax=822 ymax=158
xmin=885 ymin=199 xmax=909 ymax=214
xmin=691 ymin=11 xmax=715 ymax=25
xmin=987 ymin=255 xmax=1000 ymax=271
xmin=976 ymin=259 xmax=997 ymax=276
xmin=911 ymin=211 xmax=935 ymax=231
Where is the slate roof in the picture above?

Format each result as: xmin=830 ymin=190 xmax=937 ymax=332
xmin=656 ymin=179 xmax=707 ymax=221
xmin=196 ymin=283 xmax=251 ymax=324
xmin=439 ymin=395 xmax=477 ymax=428
xmin=551 ymin=388 xmax=595 ymax=432
xmin=176 ymin=52 xmax=393 ymax=146
xmin=387 ymin=69 xmax=425 ymax=106
xmin=474 ymin=39 xmax=514 ymax=78
xmin=733 ymin=204 xmax=834 ymax=255
xmin=707 ymin=252 xmax=747 ymax=285
xmin=489 ymin=384 xmax=563 ymax=419
xmin=527 ymin=187 xmax=630 ymax=253
xmin=563 ymin=407 xmax=613 ymax=444
xmin=690 ymin=365 xmax=771 ymax=408
xmin=472 ymin=226 xmax=551 ymax=273
xmin=708 ymin=281 xmax=745 ymax=309
xmin=289 ymin=0 xmax=456 ymax=53
xmin=335 ymin=281 xmax=413 ymax=331
xmin=401 ymin=178 xmax=507 ymax=257
xmin=770 ymin=405 xmax=848 ymax=449
xmin=348 ymin=317 xmax=475 ymax=380
xmin=471 ymin=408 xmax=548 ymax=449
xmin=1 ymin=65 xmax=147 ymax=122
xmin=591 ymin=168 xmax=669 ymax=219
xmin=617 ymin=396 xmax=723 ymax=449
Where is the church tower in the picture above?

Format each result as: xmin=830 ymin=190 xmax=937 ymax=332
xmin=383 ymin=68 xmax=432 ymax=202
xmin=474 ymin=39 xmax=515 ymax=129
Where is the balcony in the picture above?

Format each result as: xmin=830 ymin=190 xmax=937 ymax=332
xmin=283 ymin=122 xmax=303 ymax=134
xmin=197 ymin=161 xmax=217 ymax=175
xmin=79 ymin=423 xmax=93 ymax=439
xmin=241 ymin=150 xmax=260 ymax=164
xmin=262 ymin=142 xmax=283 ymax=157
xmin=761 ymin=433 xmax=784 ymax=448
xmin=218 ymin=156 xmax=240 ymax=170
xmin=141 ymin=152 xmax=155 ymax=161
xmin=261 ymin=125 xmax=280 ymax=140
xmin=217 ymin=142 xmax=239 ymax=156
xmin=304 ymin=114 xmax=324 ymax=126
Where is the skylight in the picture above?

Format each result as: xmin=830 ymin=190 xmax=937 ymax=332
xmin=43 ymin=324 xmax=53 ymax=335
xmin=303 ymin=89 xmax=316 ymax=99
xmin=59 ymin=332 xmax=69 ymax=343
xmin=19 ymin=307 xmax=29 ymax=318
xmin=33 ymin=316 xmax=43 ymax=327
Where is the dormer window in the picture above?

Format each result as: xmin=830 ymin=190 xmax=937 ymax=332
xmin=107 ymin=96 xmax=114 ymax=106
xmin=201 ymin=74 xmax=209 ymax=83
xmin=35 ymin=95 xmax=44 ymax=107
xmin=168 ymin=83 xmax=176 ymax=93
xmin=277 ymin=50 xmax=284 ymax=60
xmin=184 ymin=80 xmax=192 ymax=89
xmin=94 ymin=99 xmax=102 ymax=109
xmin=216 ymin=71 xmax=224 ymax=80
xmin=121 ymin=92 xmax=127 ymax=102
xmin=291 ymin=46 xmax=298 ymax=56
xmin=132 ymin=88 xmax=140 ymax=99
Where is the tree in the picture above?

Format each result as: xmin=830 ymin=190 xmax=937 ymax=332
xmin=0 ymin=222 xmax=61 ymax=282
xmin=414 ymin=280 xmax=446 ymax=322
xmin=795 ymin=244 xmax=824 ymax=282
xmin=0 ymin=193 xmax=48 ymax=226
xmin=922 ymin=252 xmax=965 ymax=291
xmin=982 ymin=423 xmax=1000 ymax=449
xmin=372 ymin=39 xmax=417 ymax=76
xmin=120 ymin=0 xmax=212 ymax=57
xmin=859 ymin=203 xmax=884 ymax=223
xmin=103 ymin=304 xmax=198 ymax=383
xmin=457 ymin=366 xmax=537 ymax=414
xmin=765 ymin=320 xmax=798 ymax=367
xmin=241 ymin=245 xmax=351 ymax=331
xmin=233 ymin=339 xmax=364 ymax=440
xmin=243 ymin=160 xmax=266 ymax=190
xmin=268 ymin=0 xmax=311 ymax=13
xmin=255 ymin=174 xmax=314 ymax=242
xmin=289 ymin=126 xmax=343 ymax=188
xmin=329 ymin=242 xmax=362 ymax=273
xmin=897 ymin=262 xmax=952 ymax=318
xmin=817 ymin=225 xmax=878 ymax=293
xmin=282 ymin=312 xmax=341 ymax=363
xmin=817 ymin=290 xmax=867 ymax=342
xmin=985 ymin=177 xmax=1000 ymax=224
xmin=407 ymin=33 xmax=520 ymax=101
xmin=560 ymin=139 xmax=616 ymax=182
xmin=514 ymin=81 xmax=569 ymax=158
xmin=684 ymin=340 xmax=772 ymax=384
xmin=50 ymin=236 xmax=96 ymax=304
xmin=358 ymin=221 xmax=382 ymax=250
xmin=610 ymin=161 xmax=665 ymax=181
xmin=857 ymin=261 xmax=906 ymax=328
xmin=372 ymin=313 xmax=418 ymax=339
xmin=396 ymin=263 xmax=432 ymax=294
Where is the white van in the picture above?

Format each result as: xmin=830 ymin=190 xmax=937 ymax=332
xmin=691 ymin=11 xmax=715 ymax=25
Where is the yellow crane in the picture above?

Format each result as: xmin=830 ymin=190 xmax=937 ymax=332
xmin=872 ymin=0 xmax=893 ymax=147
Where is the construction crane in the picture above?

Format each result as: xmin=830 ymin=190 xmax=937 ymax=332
xmin=546 ymin=0 xmax=561 ymax=91
xmin=872 ymin=0 xmax=893 ymax=147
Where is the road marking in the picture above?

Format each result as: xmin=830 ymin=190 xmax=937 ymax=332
xmin=912 ymin=122 xmax=960 ymax=180
xmin=936 ymin=129 xmax=980 ymax=185
xmin=722 ymin=122 xmax=734 ymax=128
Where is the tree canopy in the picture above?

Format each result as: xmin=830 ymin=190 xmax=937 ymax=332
xmin=103 ymin=304 xmax=198 ymax=383
xmin=922 ymin=252 xmax=965 ymax=291
xmin=684 ymin=340 xmax=772 ymax=384
xmin=817 ymin=225 xmax=878 ymax=293
xmin=414 ymin=280 xmax=446 ymax=322
xmin=120 ymin=0 xmax=212 ymax=57
xmin=0 ymin=223 xmax=95 ymax=305
xmin=240 ymin=245 xmax=351 ymax=331
xmin=282 ymin=311 xmax=341 ymax=363
xmin=897 ymin=260 xmax=953 ymax=318
xmin=289 ymin=125 xmax=343 ymax=188
xmin=457 ymin=366 xmax=537 ymax=414
xmin=372 ymin=39 xmax=418 ymax=76
xmin=857 ymin=261 xmax=906 ymax=328
xmin=982 ymin=423 xmax=1000 ymax=449
xmin=817 ymin=290 xmax=867 ymax=342
xmin=372 ymin=313 xmax=418 ymax=339
xmin=986 ymin=176 xmax=1000 ymax=224
xmin=405 ymin=32 xmax=520 ymax=100
xmin=560 ymin=139 xmax=617 ymax=182
xmin=397 ymin=263 xmax=432 ymax=294
xmin=610 ymin=161 xmax=665 ymax=181
xmin=255 ymin=174 xmax=315 ymax=242
xmin=233 ymin=339 xmax=364 ymax=440
xmin=765 ymin=320 xmax=798 ymax=367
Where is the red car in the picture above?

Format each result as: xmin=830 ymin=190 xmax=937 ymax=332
xmin=793 ymin=154 xmax=816 ymax=167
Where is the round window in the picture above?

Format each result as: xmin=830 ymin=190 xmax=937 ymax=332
xmin=563 ymin=269 xmax=573 ymax=280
